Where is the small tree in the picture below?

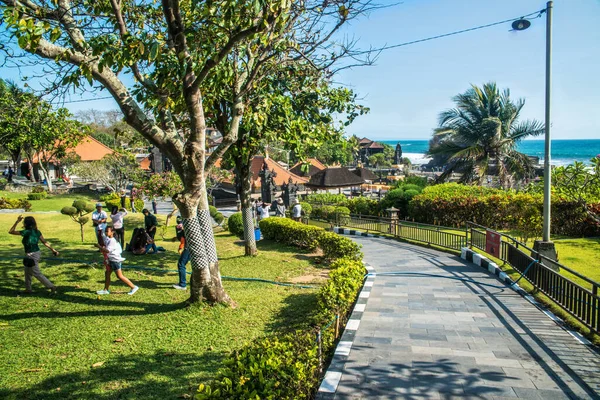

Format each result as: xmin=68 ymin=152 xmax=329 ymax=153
xmin=369 ymin=153 xmax=391 ymax=169
xmin=60 ymin=200 xmax=95 ymax=242
xmin=70 ymin=150 xmax=144 ymax=193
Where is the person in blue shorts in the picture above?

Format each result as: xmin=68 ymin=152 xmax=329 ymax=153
xmin=96 ymin=226 xmax=138 ymax=295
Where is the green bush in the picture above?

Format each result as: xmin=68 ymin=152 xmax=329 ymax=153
xmin=196 ymin=331 xmax=318 ymax=400
xmin=318 ymin=231 xmax=362 ymax=261
xmin=321 ymin=205 xmax=336 ymax=220
xmin=318 ymin=257 xmax=366 ymax=313
xmin=259 ymin=218 xmax=321 ymax=251
xmin=227 ymin=213 xmax=244 ymax=237
xmin=209 ymin=205 xmax=218 ymax=218
xmin=346 ymin=197 xmax=379 ymax=216
xmin=0 ymin=197 xmax=31 ymax=211
xmin=100 ymin=192 xmax=144 ymax=212
xmin=213 ymin=212 xmax=225 ymax=225
xmin=334 ymin=206 xmax=351 ymax=225
xmin=27 ymin=192 xmax=48 ymax=200
xmin=31 ymin=186 xmax=46 ymax=193
xmin=299 ymin=202 xmax=312 ymax=217
xmin=304 ymin=193 xmax=347 ymax=205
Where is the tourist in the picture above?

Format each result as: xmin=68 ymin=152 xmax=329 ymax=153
xmin=255 ymin=198 xmax=262 ymax=220
xmin=129 ymin=187 xmax=137 ymax=213
xmin=173 ymin=216 xmax=189 ymax=290
xmin=8 ymin=215 xmax=59 ymax=294
xmin=96 ymin=227 xmax=139 ymax=295
xmin=291 ymin=199 xmax=302 ymax=222
xmin=275 ymin=198 xmax=286 ymax=217
xmin=7 ymin=166 xmax=13 ymax=182
xmin=152 ymin=198 xmax=158 ymax=215
xmin=120 ymin=189 xmax=127 ymax=208
xmin=92 ymin=203 xmax=108 ymax=246
xmin=110 ymin=206 xmax=128 ymax=249
xmin=260 ymin=202 xmax=270 ymax=220
xmin=142 ymin=208 xmax=158 ymax=253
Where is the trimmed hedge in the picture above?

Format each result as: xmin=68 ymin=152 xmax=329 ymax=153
xmin=100 ymin=192 xmax=144 ymax=212
xmin=318 ymin=231 xmax=362 ymax=261
xmin=27 ymin=191 xmax=48 ymax=200
xmin=0 ymin=197 xmax=31 ymax=211
xmin=197 ymin=225 xmax=366 ymax=399
xmin=227 ymin=213 xmax=244 ymax=237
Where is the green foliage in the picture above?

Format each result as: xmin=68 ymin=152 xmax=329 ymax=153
xmin=209 ymin=205 xmax=219 ymax=218
xmin=27 ymin=191 xmax=48 ymax=200
xmin=334 ymin=206 xmax=351 ymax=225
xmin=0 ymin=197 xmax=31 ymax=211
xmin=427 ymin=82 xmax=544 ymax=187
xmin=552 ymin=158 xmax=600 ymax=203
xmin=368 ymin=153 xmax=391 ymax=169
xmin=346 ymin=197 xmax=379 ymax=216
xmin=196 ymin=331 xmax=318 ymax=400
xmin=318 ymin=231 xmax=362 ymax=261
xmin=299 ymin=202 xmax=312 ymax=217
xmin=304 ymin=193 xmax=347 ymax=205
xmin=31 ymin=186 xmax=46 ymax=193
xmin=380 ymin=184 xmax=422 ymax=217
xmin=318 ymin=258 xmax=365 ymax=313
xmin=227 ymin=213 xmax=244 ymax=237
xmin=61 ymin=199 xmax=95 ymax=241
xmin=402 ymin=175 xmax=428 ymax=187
xmin=138 ymin=172 xmax=183 ymax=200
xmin=213 ymin=212 xmax=225 ymax=225
xmin=259 ymin=218 xmax=321 ymax=251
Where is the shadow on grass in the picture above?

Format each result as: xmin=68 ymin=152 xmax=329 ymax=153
xmin=265 ymin=292 xmax=320 ymax=333
xmin=0 ymin=350 xmax=224 ymax=400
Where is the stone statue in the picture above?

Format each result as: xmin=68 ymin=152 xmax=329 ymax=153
xmin=394 ymin=143 xmax=403 ymax=165
xmin=259 ymin=161 xmax=277 ymax=203
xmin=282 ymin=177 xmax=299 ymax=207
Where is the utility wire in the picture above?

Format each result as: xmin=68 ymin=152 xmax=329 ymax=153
xmin=357 ymin=8 xmax=546 ymax=55
xmin=58 ymin=95 xmax=114 ymax=104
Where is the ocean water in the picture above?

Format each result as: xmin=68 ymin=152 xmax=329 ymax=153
xmin=380 ymin=139 xmax=600 ymax=166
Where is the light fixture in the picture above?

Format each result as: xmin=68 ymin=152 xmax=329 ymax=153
xmin=511 ymin=18 xmax=531 ymax=31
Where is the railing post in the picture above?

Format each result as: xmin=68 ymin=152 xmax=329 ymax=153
xmin=316 ymin=327 xmax=322 ymax=375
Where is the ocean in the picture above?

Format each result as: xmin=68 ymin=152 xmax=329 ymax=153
xmin=379 ymin=139 xmax=600 ymax=166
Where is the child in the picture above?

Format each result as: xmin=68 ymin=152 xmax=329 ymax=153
xmin=96 ymin=226 xmax=139 ymax=295
xmin=9 ymin=215 xmax=59 ymax=294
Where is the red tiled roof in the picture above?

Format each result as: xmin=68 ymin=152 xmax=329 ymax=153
xmin=250 ymin=156 xmax=308 ymax=187
xmin=29 ymin=135 xmax=114 ymax=164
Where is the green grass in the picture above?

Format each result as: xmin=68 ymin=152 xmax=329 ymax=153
xmin=0 ymin=213 xmax=324 ymax=399
xmin=554 ymin=237 xmax=600 ymax=288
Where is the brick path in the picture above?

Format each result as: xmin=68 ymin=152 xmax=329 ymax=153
xmin=318 ymin=236 xmax=600 ymax=399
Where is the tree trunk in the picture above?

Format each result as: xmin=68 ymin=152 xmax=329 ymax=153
xmin=236 ymin=161 xmax=257 ymax=256
xmin=175 ymin=192 xmax=232 ymax=306
xmin=80 ymin=224 xmax=84 ymax=242
xmin=38 ymin=162 xmax=53 ymax=192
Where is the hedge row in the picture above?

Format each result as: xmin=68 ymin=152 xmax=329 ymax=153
xmin=197 ymin=220 xmax=366 ymax=399
xmin=410 ymin=183 xmax=600 ymax=237
xmin=259 ymin=218 xmax=361 ymax=261
xmin=27 ymin=191 xmax=48 ymax=200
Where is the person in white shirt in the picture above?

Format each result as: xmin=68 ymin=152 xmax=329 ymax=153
xmin=260 ymin=202 xmax=270 ymax=220
xmin=110 ymin=206 xmax=128 ymax=248
xmin=95 ymin=227 xmax=138 ymax=295
xmin=92 ymin=203 xmax=108 ymax=245
xmin=291 ymin=199 xmax=302 ymax=222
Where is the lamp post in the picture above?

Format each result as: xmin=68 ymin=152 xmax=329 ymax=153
xmin=513 ymin=1 xmax=557 ymax=260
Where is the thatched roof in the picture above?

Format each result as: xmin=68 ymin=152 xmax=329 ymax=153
xmin=305 ymin=167 xmax=365 ymax=189
xmin=352 ymin=167 xmax=378 ymax=181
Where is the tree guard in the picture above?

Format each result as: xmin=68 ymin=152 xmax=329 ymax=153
xmin=242 ymin=206 xmax=256 ymax=255
xmin=197 ymin=209 xmax=218 ymax=264
xmin=182 ymin=217 xmax=209 ymax=269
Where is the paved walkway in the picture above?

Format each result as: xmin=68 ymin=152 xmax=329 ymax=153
xmin=320 ymin=236 xmax=600 ymax=399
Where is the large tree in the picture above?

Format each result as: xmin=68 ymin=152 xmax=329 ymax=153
xmin=427 ymin=82 xmax=544 ymax=188
xmin=0 ymin=0 xmax=377 ymax=304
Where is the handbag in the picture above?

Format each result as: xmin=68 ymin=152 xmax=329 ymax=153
xmin=23 ymin=257 xmax=36 ymax=268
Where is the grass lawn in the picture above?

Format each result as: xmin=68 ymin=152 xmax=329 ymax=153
xmin=554 ymin=237 xmax=600 ymax=289
xmin=0 ymin=212 xmax=325 ymax=399
xmin=0 ymin=190 xmax=100 ymax=212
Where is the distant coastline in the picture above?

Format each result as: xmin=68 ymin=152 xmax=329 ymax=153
xmin=379 ymin=139 xmax=600 ymax=166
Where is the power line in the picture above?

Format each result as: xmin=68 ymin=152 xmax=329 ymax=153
xmin=57 ymin=95 xmax=114 ymax=104
xmin=357 ymin=9 xmax=546 ymax=55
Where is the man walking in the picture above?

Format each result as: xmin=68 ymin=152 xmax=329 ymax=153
xmin=291 ymin=199 xmax=302 ymax=222
xmin=142 ymin=208 xmax=158 ymax=253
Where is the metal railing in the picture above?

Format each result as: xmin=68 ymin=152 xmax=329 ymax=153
xmin=467 ymin=222 xmax=600 ymax=333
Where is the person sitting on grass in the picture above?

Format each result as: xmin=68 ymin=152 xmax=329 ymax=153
xmin=96 ymin=226 xmax=139 ymax=296
xmin=142 ymin=208 xmax=158 ymax=254
xmin=9 ymin=215 xmax=59 ymax=294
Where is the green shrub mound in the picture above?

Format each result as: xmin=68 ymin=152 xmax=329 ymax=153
xmin=27 ymin=191 xmax=48 ymax=200
xmin=0 ymin=197 xmax=31 ymax=211
xmin=209 ymin=205 xmax=218 ymax=218
xmin=299 ymin=201 xmax=312 ymax=217
xmin=318 ymin=231 xmax=362 ymax=261
xmin=213 ymin=212 xmax=225 ymax=225
xmin=100 ymin=192 xmax=144 ymax=212
xmin=197 ymin=224 xmax=366 ymax=399
xmin=227 ymin=213 xmax=244 ymax=237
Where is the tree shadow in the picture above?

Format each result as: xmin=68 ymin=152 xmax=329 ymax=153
xmin=265 ymin=292 xmax=320 ymax=333
xmin=0 ymin=350 xmax=225 ymax=400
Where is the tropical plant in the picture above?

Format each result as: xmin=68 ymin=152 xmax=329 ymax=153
xmin=427 ymin=82 xmax=544 ymax=188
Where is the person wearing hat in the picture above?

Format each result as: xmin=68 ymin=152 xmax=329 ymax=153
xmin=275 ymin=198 xmax=286 ymax=217
xmin=291 ymin=198 xmax=302 ymax=222
xmin=92 ymin=203 xmax=108 ymax=246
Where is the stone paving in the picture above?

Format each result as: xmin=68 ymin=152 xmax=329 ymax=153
xmin=319 ymin=236 xmax=600 ymax=400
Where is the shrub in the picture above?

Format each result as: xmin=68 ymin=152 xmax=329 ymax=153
xmin=318 ymin=257 xmax=365 ymax=313
xmin=334 ymin=206 xmax=351 ymax=225
xmin=259 ymin=218 xmax=321 ymax=251
xmin=209 ymin=205 xmax=219 ymax=218
xmin=227 ymin=213 xmax=244 ymax=237
xmin=346 ymin=197 xmax=379 ymax=216
xmin=213 ymin=212 xmax=225 ymax=225
xmin=61 ymin=200 xmax=95 ymax=242
xmin=0 ymin=178 xmax=7 ymax=189
xmin=318 ymin=231 xmax=362 ymax=261
xmin=100 ymin=192 xmax=143 ymax=212
xmin=0 ymin=197 xmax=32 ymax=211
xmin=402 ymin=175 xmax=428 ymax=188
xmin=304 ymin=193 xmax=347 ymax=205
xmin=31 ymin=186 xmax=46 ymax=193
xmin=27 ymin=192 xmax=48 ymax=200
xmin=196 ymin=331 xmax=318 ymax=400
xmin=320 ymin=205 xmax=336 ymax=220
xmin=299 ymin=202 xmax=312 ymax=217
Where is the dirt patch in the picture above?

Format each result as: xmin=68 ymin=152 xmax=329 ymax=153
xmin=289 ymin=270 xmax=329 ymax=284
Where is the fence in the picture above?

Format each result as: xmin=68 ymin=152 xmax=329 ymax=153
xmin=326 ymin=212 xmax=600 ymax=334
xmin=467 ymin=222 xmax=600 ymax=334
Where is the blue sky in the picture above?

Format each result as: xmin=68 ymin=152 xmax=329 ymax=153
xmin=337 ymin=0 xmax=600 ymax=140
xmin=1 ymin=0 xmax=598 ymax=140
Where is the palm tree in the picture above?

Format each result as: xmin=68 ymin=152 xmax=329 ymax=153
xmin=427 ymin=82 xmax=544 ymax=188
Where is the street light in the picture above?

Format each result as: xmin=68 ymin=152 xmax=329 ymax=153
xmin=513 ymin=1 xmax=557 ymax=260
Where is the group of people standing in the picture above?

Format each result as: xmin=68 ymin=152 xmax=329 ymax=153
xmin=254 ymin=198 xmax=302 ymax=222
